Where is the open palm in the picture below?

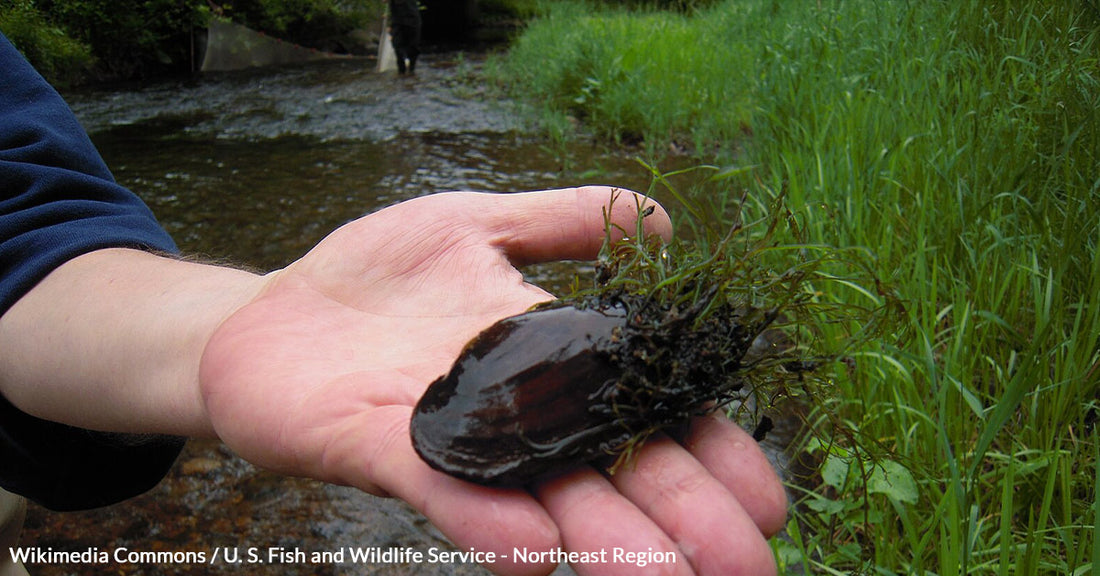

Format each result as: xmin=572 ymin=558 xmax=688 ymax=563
xmin=198 ymin=188 xmax=785 ymax=576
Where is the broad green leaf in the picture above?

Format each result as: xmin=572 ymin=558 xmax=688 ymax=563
xmin=868 ymin=459 xmax=919 ymax=504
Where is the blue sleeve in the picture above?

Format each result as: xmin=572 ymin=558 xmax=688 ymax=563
xmin=0 ymin=33 xmax=185 ymax=510
xmin=0 ymin=34 xmax=179 ymax=315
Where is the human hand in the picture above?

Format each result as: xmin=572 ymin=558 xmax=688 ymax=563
xmin=199 ymin=187 xmax=786 ymax=575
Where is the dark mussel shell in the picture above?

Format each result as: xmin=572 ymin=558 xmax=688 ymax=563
xmin=410 ymin=295 xmax=773 ymax=486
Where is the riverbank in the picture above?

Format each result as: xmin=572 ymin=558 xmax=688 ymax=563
xmin=495 ymin=1 xmax=1100 ymax=573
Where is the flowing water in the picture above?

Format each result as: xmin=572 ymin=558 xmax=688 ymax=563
xmin=20 ymin=52 xmax=793 ymax=575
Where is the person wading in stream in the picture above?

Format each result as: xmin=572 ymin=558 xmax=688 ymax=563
xmin=388 ymin=0 xmax=421 ymax=74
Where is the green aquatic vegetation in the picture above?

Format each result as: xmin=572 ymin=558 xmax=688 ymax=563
xmin=566 ymin=176 xmax=901 ymax=463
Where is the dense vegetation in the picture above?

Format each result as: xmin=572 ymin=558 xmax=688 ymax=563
xmin=0 ymin=0 xmax=376 ymax=82
xmin=495 ymin=1 xmax=1100 ymax=573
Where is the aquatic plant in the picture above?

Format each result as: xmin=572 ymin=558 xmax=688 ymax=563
xmin=412 ymin=176 xmax=893 ymax=485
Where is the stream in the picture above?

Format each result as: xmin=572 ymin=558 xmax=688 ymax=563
xmin=20 ymin=52 xmax=793 ymax=576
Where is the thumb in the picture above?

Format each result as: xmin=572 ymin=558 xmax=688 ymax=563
xmin=477 ymin=186 xmax=672 ymax=266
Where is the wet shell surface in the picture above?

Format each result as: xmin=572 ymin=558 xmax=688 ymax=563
xmin=410 ymin=294 xmax=775 ymax=485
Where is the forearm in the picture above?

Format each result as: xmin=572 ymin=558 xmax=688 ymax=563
xmin=0 ymin=248 xmax=265 ymax=438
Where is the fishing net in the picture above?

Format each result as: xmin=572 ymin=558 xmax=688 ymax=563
xmin=201 ymin=17 xmax=344 ymax=72
xmin=377 ymin=15 xmax=397 ymax=72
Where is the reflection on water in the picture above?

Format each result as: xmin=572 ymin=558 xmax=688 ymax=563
xmin=72 ymin=56 xmax=670 ymax=314
xmin=67 ymin=54 xmax=656 ymax=273
xmin=89 ymin=130 xmax=624 ymax=273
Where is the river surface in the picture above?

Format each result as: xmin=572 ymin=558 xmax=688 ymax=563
xmin=20 ymin=52 xmax=792 ymax=576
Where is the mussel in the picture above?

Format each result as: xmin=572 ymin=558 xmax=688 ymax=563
xmin=410 ymin=293 xmax=778 ymax=486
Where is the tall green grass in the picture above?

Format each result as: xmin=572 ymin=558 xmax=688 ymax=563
xmin=491 ymin=1 xmax=762 ymax=154
xmin=496 ymin=1 xmax=1100 ymax=573
xmin=751 ymin=4 xmax=1100 ymax=572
